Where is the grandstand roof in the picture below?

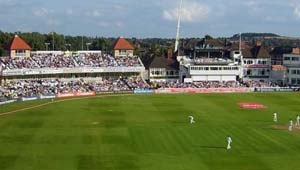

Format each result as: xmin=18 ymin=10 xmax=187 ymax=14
xmin=149 ymin=57 xmax=179 ymax=70
xmin=9 ymin=35 xmax=32 ymax=50
xmin=113 ymin=37 xmax=134 ymax=50
xmin=242 ymin=45 xmax=270 ymax=59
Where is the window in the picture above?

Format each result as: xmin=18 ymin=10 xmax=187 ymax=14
xmin=247 ymin=60 xmax=253 ymax=64
xmin=292 ymin=57 xmax=299 ymax=61
xmin=284 ymin=57 xmax=290 ymax=61
xmin=292 ymin=70 xmax=297 ymax=75
xmin=16 ymin=50 xmax=26 ymax=56
xmin=210 ymin=67 xmax=218 ymax=70
xmin=292 ymin=78 xmax=297 ymax=84
xmin=119 ymin=50 xmax=127 ymax=55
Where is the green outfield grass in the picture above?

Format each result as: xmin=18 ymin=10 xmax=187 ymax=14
xmin=0 ymin=93 xmax=300 ymax=170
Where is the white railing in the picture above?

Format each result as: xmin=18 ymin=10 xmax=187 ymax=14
xmin=2 ymin=66 xmax=146 ymax=76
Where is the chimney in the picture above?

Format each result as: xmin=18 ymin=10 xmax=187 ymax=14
xmin=168 ymin=49 xmax=173 ymax=60
xmin=256 ymin=41 xmax=262 ymax=47
xmin=292 ymin=47 xmax=300 ymax=54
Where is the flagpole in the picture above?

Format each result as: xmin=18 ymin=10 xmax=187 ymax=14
xmin=52 ymin=32 xmax=55 ymax=51
xmin=174 ymin=0 xmax=183 ymax=55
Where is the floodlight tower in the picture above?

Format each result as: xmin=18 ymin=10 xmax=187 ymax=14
xmin=174 ymin=0 xmax=183 ymax=55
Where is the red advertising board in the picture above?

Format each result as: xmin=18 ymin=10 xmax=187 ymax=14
xmin=56 ymin=91 xmax=96 ymax=98
xmin=238 ymin=102 xmax=267 ymax=109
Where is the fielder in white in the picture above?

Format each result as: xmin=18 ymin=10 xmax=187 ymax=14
xmin=296 ymin=115 xmax=300 ymax=126
xmin=289 ymin=119 xmax=293 ymax=131
xmin=273 ymin=112 xmax=278 ymax=122
xmin=188 ymin=116 xmax=195 ymax=124
xmin=227 ymin=136 xmax=232 ymax=150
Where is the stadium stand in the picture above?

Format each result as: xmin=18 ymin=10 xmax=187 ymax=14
xmin=0 ymin=53 xmax=144 ymax=69
xmin=0 ymin=77 xmax=151 ymax=100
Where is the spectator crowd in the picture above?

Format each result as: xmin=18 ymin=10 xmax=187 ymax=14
xmin=0 ymin=53 xmax=143 ymax=70
xmin=153 ymin=80 xmax=280 ymax=89
xmin=0 ymin=77 xmax=149 ymax=100
xmin=0 ymin=77 xmax=284 ymax=102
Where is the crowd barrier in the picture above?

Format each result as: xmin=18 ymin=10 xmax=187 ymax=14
xmin=96 ymin=91 xmax=134 ymax=95
xmin=56 ymin=92 xmax=96 ymax=98
xmin=21 ymin=96 xmax=39 ymax=101
xmin=155 ymin=88 xmax=253 ymax=94
xmin=134 ymin=89 xmax=154 ymax=94
xmin=0 ymin=100 xmax=16 ymax=105
xmin=39 ymin=95 xmax=56 ymax=99
xmin=255 ymin=87 xmax=300 ymax=92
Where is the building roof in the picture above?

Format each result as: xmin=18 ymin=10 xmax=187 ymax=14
xmin=226 ymin=41 xmax=250 ymax=51
xmin=149 ymin=57 xmax=179 ymax=70
xmin=242 ymin=45 xmax=270 ymax=59
xmin=113 ymin=37 xmax=134 ymax=50
xmin=270 ymin=47 xmax=293 ymax=58
xmin=9 ymin=35 xmax=32 ymax=50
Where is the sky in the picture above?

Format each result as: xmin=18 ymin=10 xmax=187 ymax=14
xmin=0 ymin=0 xmax=300 ymax=38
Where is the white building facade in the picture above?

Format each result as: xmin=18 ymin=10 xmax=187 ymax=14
xmin=283 ymin=53 xmax=300 ymax=85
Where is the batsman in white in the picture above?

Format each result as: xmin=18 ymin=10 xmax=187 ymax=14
xmin=188 ymin=116 xmax=195 ymax=124
xmin=227 ymin=136 xmax=232 ymax=150
xmin=296 ymin=115 xmax=300 ymax=126
xmin=273 ymin=112 xmax=278 ymax=122
xmin=289 ymin=119 xmax=293 ymax=131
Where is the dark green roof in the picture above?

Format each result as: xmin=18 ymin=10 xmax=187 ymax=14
xmin=242 ymin=46 xmax=270 ymax=59
xmin=149 ymin=57 xmax=179 ymax=70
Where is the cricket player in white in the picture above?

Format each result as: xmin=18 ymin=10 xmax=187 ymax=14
xmin=227 ymin=136 xmax=232 ymax=150
xmin=296 ymin=115 xmax=300 ymax=126
xmin=189 ymin=116 xmax=195 ymax=124
xmin=273 ymin=112 xmax=278 ymax=122
xmin=289 ymin=119 xmax=293 ymax=131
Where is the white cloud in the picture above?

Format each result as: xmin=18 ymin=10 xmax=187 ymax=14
xmin=33 ymin=8 xmax=49 ymax=17
xmin=47 ymin=19 xmax=60 ymax=26
xmin=96 ymin=21 xmax=124 ymax=28
xmin=162 ymin=2 xmax=210 ymax=22
xmin=115 ymin=21 xmax=124 ymax=28
xmin=245 ymin=1 xmax=259 ymax=7
xmin=97 ymin=21 xmax=109 ymax=27
xmin=294 ymin=6 xmax=300 ymax=18
xmin=86 ymin=10 xmax=101 ymax=17
xmin=66 ymin=9 xmax=73 ymax=16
